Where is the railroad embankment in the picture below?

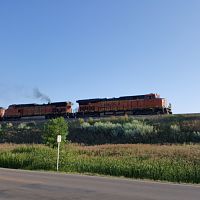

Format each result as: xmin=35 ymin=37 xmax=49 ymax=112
xmin=0 ymin=114 xmax=200 ymax=144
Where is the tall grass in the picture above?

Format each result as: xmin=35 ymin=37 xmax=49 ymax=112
xmin=0 ymin=143 xmax=200 ymax=183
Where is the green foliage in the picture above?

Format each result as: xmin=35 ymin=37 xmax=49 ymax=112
xmin=18 ymin=122 xmax=30 ymax=130
xmin=170 ymin=124 xmax=181 ymax=133
xmin=123 ymin=121 xmax=154 ymax=142
xmin=69 ymin=119 xmax=154 ymax=144
xmin=0 ymin=124 xmax=2 ymax=133
xmin=0 ymin=145 xmax=56 ymax=170
xmin=88 ymin=117 xmax=94 ymax=125
xmin=68 ymin=115 xmax=200 ymax=145
xmin=78 ymin=118 xmax=85 ymax=125
xmin=0 ymin=114 xmax=200 ymax=145
xmin=43 ymin=117 xmax=68 ymax=148
xmin=0 ymin=121 xmax=43 ymax=144
xmin=0 ymin=144 xmax=200 ymax=183
xmin=6 ymin=122 xmax=13 ymax=128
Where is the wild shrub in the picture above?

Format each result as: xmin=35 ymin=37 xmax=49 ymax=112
xmin=69 ymin=120 xmax=154 ymax=144
xmin=43 ymin=117 xmax=68 ymax=148
xmin=123 ymin=121 xmax=154 ymax=143
xmin=18 ymin=123 xmax=30 ymax=130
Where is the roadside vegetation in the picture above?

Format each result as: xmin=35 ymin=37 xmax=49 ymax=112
xmin=1 ymin=115 xmax=200 ymax=145
xmin=0 ymin=115 xmax=200 ymax=183
xmin=0 ymin=143 xmax=200 ymax=183
xmin=43 ymin=117 xmax=68 ymax=148
xmin=68 ymin=115 xmax=200 ymax=144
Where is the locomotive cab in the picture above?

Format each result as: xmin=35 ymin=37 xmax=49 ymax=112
xmin=145 ymin=93 xmax=160 ymax=99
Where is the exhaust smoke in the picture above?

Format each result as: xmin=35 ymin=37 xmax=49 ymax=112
xmin=33 ymin=88 xmax=51 ymax=103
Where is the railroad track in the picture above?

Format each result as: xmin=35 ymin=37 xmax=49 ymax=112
xmin=1 ymin=113 xmax=200 ymax=124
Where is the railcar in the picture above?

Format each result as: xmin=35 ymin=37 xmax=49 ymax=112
xmin=3 ymin=102 xmax=73 ymax=120
xmin=76 ymin=93 xmax=172 ymax=117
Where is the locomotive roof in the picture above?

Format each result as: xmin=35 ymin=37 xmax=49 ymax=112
xmin=9 ymin=101 xmax=72 ymax=108
xmin=77 ymin=93 xmax=158 ymax=104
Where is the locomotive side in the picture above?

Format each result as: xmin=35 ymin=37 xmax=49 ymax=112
xmin=0 ymin=93 xmax=172 ymax=120
xmin=3 ymin=102 xmax=73 ymax=120
xmin=76 ymin=93 xmax=172 ymax=117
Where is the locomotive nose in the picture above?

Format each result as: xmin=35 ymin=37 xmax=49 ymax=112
xmin=0 ymin=107 xmax=5 ymax=119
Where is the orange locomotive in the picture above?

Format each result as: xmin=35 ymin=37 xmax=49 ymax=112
xmin=0 ymin=93 xmax=172 ymax=120
xmin=3 ymin=102 xmax=72 ymax=120
xmin=76 ymin=93 xmax=172 ymax=117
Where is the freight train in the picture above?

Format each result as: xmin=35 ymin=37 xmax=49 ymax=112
xmin=0 ymin=93 xmax=172 ymax=120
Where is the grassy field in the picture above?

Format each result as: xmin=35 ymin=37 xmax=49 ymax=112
xmin=0 ymin=143 xmax=200 ymax=184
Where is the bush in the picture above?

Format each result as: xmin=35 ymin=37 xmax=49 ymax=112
xmin=43 ymin=117 xmax=68 ymax=148
xmin=123 ymin=121 xmax=154 ymax=143
xmin=68 ymin=120 xmax=154 ymax=145
xmin=18 ymin=123 xmax=30 ymax=130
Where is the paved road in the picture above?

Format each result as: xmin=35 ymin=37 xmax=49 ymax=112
xmin=0 ymin=168 xmax=199 ymax=200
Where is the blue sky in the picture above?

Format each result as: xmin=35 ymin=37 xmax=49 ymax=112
xmin=0 ymin=0 xmax=200 ymax=113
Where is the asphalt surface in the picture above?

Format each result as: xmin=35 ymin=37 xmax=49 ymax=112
xmin=0 ymin=168 xmax=199 ymax=200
